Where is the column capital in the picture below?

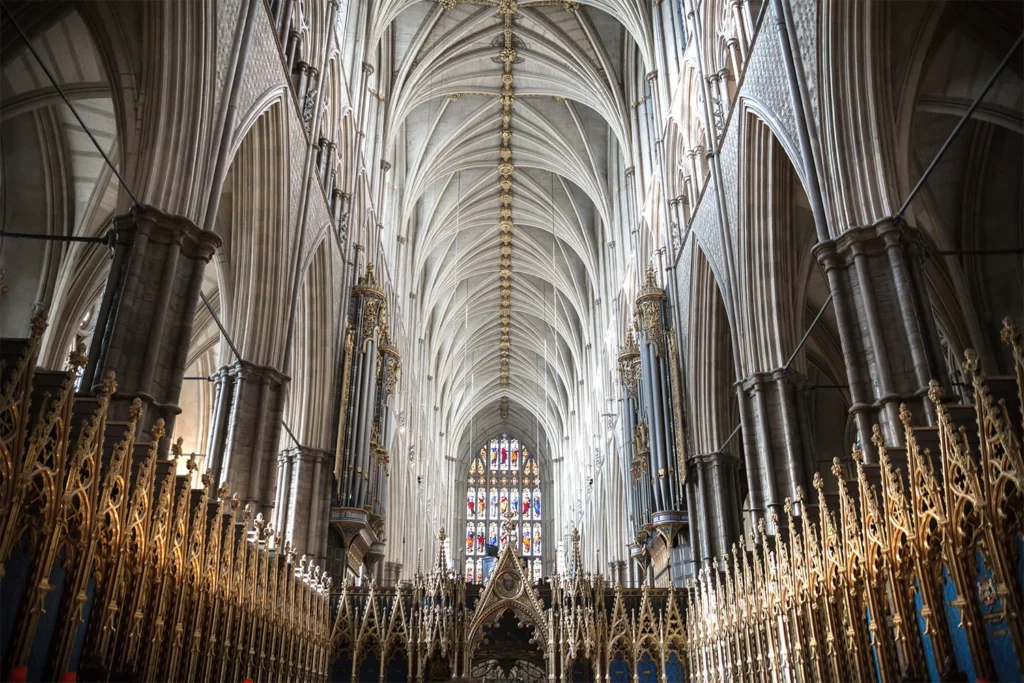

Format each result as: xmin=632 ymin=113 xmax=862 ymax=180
xmin=281 ymin=444 xmax=331 ymax=464
xmin=223 ymin=359 xmax=290 ymax=387
xmin=112 ymin=204 xmax=221 ymax=261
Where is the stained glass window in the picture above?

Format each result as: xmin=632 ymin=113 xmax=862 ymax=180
xmin=464 ymin=435 xmax=544 ymax=583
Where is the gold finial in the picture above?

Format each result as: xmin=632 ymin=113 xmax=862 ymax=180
xmin=100 ymin=371 xmax=118 ymax=397
xmin=927 ymin=379 xmax=944 ymax=404
xmin=962 ymin=348 xmax=979 ymax=375
xmin=871 ymin=424 xmax=885 ymax=450
xmin=151 ymin=418 xmax=166 ymax=442
xmin=68 ymin=342 xmax=88 ymax=370
xmin=899 ymin=403 xmax=913 ymax=428
xmin=812 ymin=471 xmax=823 ymax=491
xmin=128 ymin=397 xmax=143 ymax=421
xmin=830 ymin=456 xmax=843 ymax=479
xmin=1001 ymin=317 xmax=1020 ymax=346
xmin=29 ymin=306 xmax=49 ymax=339
xmin=217 ymin=481 xmax=230 ymax=500
xmin=783 ymin=497 xmax=792 ymax=516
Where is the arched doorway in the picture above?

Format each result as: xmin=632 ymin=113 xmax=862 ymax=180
xmin=470 ymin=609 xmax=545 ymax=682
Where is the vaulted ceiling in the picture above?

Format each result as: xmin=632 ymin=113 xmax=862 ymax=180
xmin=377 ymin=0 xmax=649 ymax=472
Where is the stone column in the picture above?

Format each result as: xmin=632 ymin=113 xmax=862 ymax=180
xmin=693 ymin=452 xmax=737 ymax=560
xmin=208 ymin=359 xmax=289 ymax=515
xmin=275 ymin=0 xmax=294 ymax=43
xmin=305 ymin=445 xmax=328 ymax=553
xmin=729 ymin=1 xmax=749 ymax=59
xmin=814 ymin=219 xmax=946 ymax=455
xmin=285 ymin=30 xmax=300 ymax=72
xmin=278 ymin=445 xmax=330 ymax=556
xmin=383 ymin=561 xmax=402 ymax=587
xmin=737 ymin=368 xmax=811 ymax=531
xmin=82 ymin=205 xmax=220 ymax=451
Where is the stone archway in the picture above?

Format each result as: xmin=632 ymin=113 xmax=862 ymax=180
xmin=469 ymin=608 xmax=546 ymax=682
xmin=463 ymin=536 xmax=550 ymax=679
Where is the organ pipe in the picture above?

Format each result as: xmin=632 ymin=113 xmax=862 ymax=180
xmin=633 ymin=266 xmax=684 ymax=513
xmin=333 ymin=264 xmax=400 ymax=539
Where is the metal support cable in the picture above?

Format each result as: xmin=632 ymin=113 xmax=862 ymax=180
xmin=784 ymin=294 xmax=833 ymax=371
xmin=5 ymin=7 xmax=309 ymax=456
xmin=896 ymin=32 xmax=1023 ymax=220
xmin=2 ymin=5 xmax=140 ymax=207
xmin=199 ymin=291 xmax=244 ymax=363
xmin=0 ymin=231 xmax=108 ymax=244
xmin=717 ymin=294 xmax=834 ymax=454
xmin=199 ymin=291 xmax=301 ymax=449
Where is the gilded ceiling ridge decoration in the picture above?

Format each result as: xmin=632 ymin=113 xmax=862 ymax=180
xmin=436 ymin=0 xmax=585 ymax=397
xmin=436 ymin=0 xmax=579 ymax=397
xmin=495 ymin=0 xmax=518 ymax=391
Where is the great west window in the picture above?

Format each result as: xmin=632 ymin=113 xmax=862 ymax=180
xmin=465 ymin=436 xmax=542 ymax=583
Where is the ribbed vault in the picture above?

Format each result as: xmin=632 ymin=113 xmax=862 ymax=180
xmin=376 ymin=0 xmax=644 ymax=520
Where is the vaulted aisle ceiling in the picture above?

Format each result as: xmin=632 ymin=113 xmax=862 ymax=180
xmin=378 ymin=0 xmax=649 ymax=465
